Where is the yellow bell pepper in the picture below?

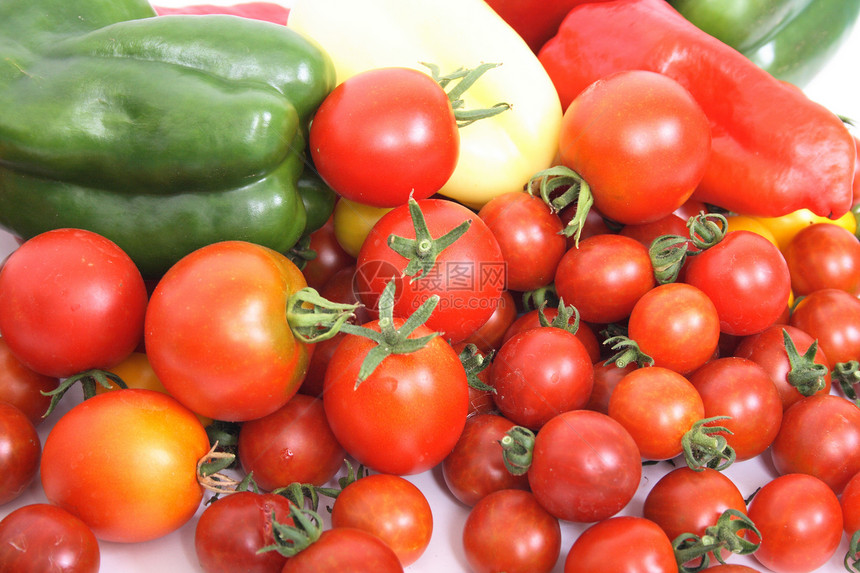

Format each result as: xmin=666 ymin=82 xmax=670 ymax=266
xmin=288 ymin=0 xmax=563 ymax=209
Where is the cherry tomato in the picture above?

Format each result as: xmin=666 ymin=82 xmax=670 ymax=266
xmin=0 ymin=503 xmax=99 ymax=573
xmin=331 ymin=474 xmax=433 ymax=567
xmin=442 ymin=413 xmax=531 ymax=507
xmin=40 ymin=389 xmax=210 ymax=542
xmin=790 ymin=288 xmax=860 ymax=364
xmin=683 ymin=230 xmax=791 ymax=336
xmin=770 ymin=394 xmax=860 ymax=495
xmin=558 ymin=70 xmax=711 ymax=225
xmin=688 ymin=357 xmax=783 ymax=461
xmin=747 ymin=473 xmax=843 ymax=573
xmin=323 ymin=318 xmax=469 ymax=475
xmin=609 ymin=366 xmax=705 ymax=460
xmin=619 ymin=213 xmax=689 ymax=248
xmin=554 ymin=233 xmax=655 ymax=324
xmin=310 ymin=67 xmax=458 ymax=208
xmin=501 ymin=306 xmax=601 ymax=363
xmin=585 ymin=360 xmax=638 ymax=415
xmin=195 ymin=491 xmax=295 ymax=573
xmin=0 ymin=228 xmax=147 ymax=378
xmin=301 ymin=215 xmax=355 ymax=291
xmin=477 ymin=191 xmax=566 ymax=292
xmin=281 ymin=527 xmax=403 ymax=573
xmin=462 ymin=489 xmax=561 ymax=573
xmin=0 ymin=401 xmax=40 ymax=506
xmin=145 ymin=241 xmax=313 ymax=422
xmin=564 ymin=516 xmax=677 ymax=573
xmin=842 ymin=470 xmax=860 ymax=535
xmin=460 ymin=289 xmax=517 ymax=354
xmin=528 ymin=409 xmax=641 ymax=522
xmin=0 ymin=337 xmax=57 ymax=425
xmin=755 ymin=208 xmax=857 ymax=254
xmin=784 ymin=222 xmax=860 ymax=296
xmin=238 ymin=393 xmax=346 ymax=491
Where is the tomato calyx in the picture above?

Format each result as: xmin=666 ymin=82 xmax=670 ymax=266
xmin=197 ymin=441 xmax=242 ymax=495
xmin=603 ymin=335 xmax=655 ymax=369
xmin=386 ymin=197 xmax=472 ymax=281
xmin=522 ymin=283 xmax=559 ymax=312
xmin=526 ymin=165 xmax=594 ymax=247
xmin=421 ymin=62 xmax=512 ymax=128
xmin=259 ymin=503 xmax=324 ymax=558
xmin=41 ymin=369 xmax=127 ymax=418
xmin=833 ymin=360 xmax=860 ymax=406
xmin=457 ymin=343 xmax=496 ymax=394
xmin=285 ymin=235 xmax=316 ymax=271
xmin=339 ymin=280 xmax=440 ymax=387
xmin=650 ymin=212 xmax=728 ymax=284
xmin=782 ymin=328 xmax=829 ymax=397
xmin=537 ymin=299 xmax=580 ymax=334
xmin=680 ymin=416 xmax=736 ymax=472
xmin=499 ymin=425 xmax=536 ymax=476
xmin=672 ymin=508 xmax=761 ymax=573
xmin=287 ymin=286 xmax=361 ymax=344
xmin=273 ymin=459 xmax=369 ymax=513
xmin=845 ymin=529 xmax=860 ymax=572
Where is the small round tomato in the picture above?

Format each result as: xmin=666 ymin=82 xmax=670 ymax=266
xmin=0 ymin=401 xmax=40 ymax=505
xmin=301 ymin=215 xmax=355 ymax=291
xmin=195 ymin=491 xmax=295 ymax=573
xmin=585 ymin=360 xmax=638 ymax=415
xmin=0 ymin=337 xmax=57 ymax=425
xmin=461 ymin=289 xmax=517 ymax=354
xmin=501 ymin=306 xmax=601 ymax=363
xmin=619 ymin=213 xmax=689 ymax=248
xmin=784 ymin=222 xmax=860 ymax=296
xmin=40 ymin=389 xmax=211 ymax=543
xmin=310 ymin=67 xmax=458 ymax=208
xmin=564 ymin=516 xmax=677 ymax=573
xmin=463 ymin=489 xmax=561 ymax=573
xmin=0 ymin=228 xmax=147 ymax=378
xmin=747 ymin=473 xmax=843 ymax=573
xmin=842 ymin=470 xmax=860 ymax=535
xmin=281 ymin=527 xmax=403 ymax=573
xmin=238 ymin=393 xmax=346 ymax=491
xmin=755 ymin=208 xmax=857 ymax=254
xmin=790 ymin=288 xmax=860 ymax=364
xmin=558 ymin=70 xmax=711 ymax=225
xmin=0 ymin=503 xmax=99 ymax=573
xmin=331 ymin=474 xmax=433 ymax=567
xmin=442 ymin=413 xmax=531 ymax=507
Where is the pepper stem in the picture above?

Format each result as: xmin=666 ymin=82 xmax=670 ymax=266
xmin=287 ymin=286 xmax=360 ymax=344
xmin=783 ymin=328 xmax=828 ymax=396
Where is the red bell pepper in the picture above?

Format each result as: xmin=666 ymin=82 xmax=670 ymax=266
xmin=538 ymin=0 xmax=855 ymax=220
xmin=153 ymin=3 xmax=289 ymax=24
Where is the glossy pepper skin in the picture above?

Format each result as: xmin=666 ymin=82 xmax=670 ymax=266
xmin=669 ymin=0 xmax=860 ymax=87
xmin=0 ymin=0 xmax=335 ymax=278
xmin=539 ymin=0 xmax=855 ymax=220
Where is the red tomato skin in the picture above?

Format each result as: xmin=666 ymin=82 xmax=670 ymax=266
xmin=310 ymin=67 xmax=457 ymax=208
xmin=195 ymin=491 xmax=294 ymax=573
xmin=770 ymin=394 xmax=860 ymax=495
xmin=490 ymin=326 xmax=594 ymax=429
xmin=238 ymin=393 xmax=345 ymax=491
xmin=477 ymin=192 xmax=567 ymax=292
xmin=331 ymin=474 xmax=433 ymax=567
xmin=280 ymin=527 xmax=404 ymax=573
xmin=785 ymin=222 xmax=860 ymax=296
xmin=564 ymin=516 xmax=677 ymax=573
xmin=0 ymin=401 xmax=41 ymax=505
xmin=461 ymin=289 xmax=517 ymax=354
xmin=747 ymin=473 xmax=843 ymax=573
xmin=145 ymin=241 xmax=311 ymax=422
xmin=688 ymin=357 xmax=783 ymax=461
xmin=501 ymin=306 xmax=601 ymax=363
xmin=0 ymin=503 xmax=100 ymax=573
xmin=462 ymin=489 xmax=561 ymax=573
xmin=442 ymin=413 xmax=531 ymax=507
xmin=323 ymin=320 xmax=469 ymax=475
xmin=554 ymin=233 xmax=655 ymax=324
xmin=0 ymin=337 xmax=58 ymax=425
xmin=683 ymin=230 xmax=791 ymax=336
xmin=40 ymin=389 xmax=211 ymax=543
xmin=842 ymin=470 xmax=860 ymax=535
xmin=301 ymin=216 xmax=355 ymax=291
xmin=528 ymin=409 xmax=642 ymax=523
xmin=0 ymin=228 xmax=147 ymax=378
xmin=585 ymin=361 xmax=638 ymax=415
xmin=789 ymin=288 xmax=860 ymax=364
xmin=559 ymin=70 xmax=711 ymax=225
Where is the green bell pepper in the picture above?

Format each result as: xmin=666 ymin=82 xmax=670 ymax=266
xmin=0 ymin=0 xmax=335 ymax=278
xmin=668 ymin=0 xmax=860 ymax=87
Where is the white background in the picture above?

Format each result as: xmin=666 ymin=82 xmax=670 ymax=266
xmin=0 ymin=1 xmax=859 ymax=571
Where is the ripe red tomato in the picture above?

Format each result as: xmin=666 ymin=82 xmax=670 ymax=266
xmin=585 ymin=360 xmax=638 ymax=415
xmin=564 ymin=516 xmax=677 ymax=573
xmin=238 ymin=393 xmax=346 ymax=491
xmin=40 ymin=389 xmax=211 ymax=542
xmin=683 ymin=230 xmax=791 ymax=336
xmin=355 ymin=198 xmax=505 ymax=343
xmin=0 ymin=401 xmax=40 ymax=505
xmin=842 ymin=470 xmax=860 ymax=535
xmin=442 ymin=413 xmax=531 ymax=507
xmin=528 ymin=409 xmax=641 ymax=522
xmin=477 ymin=191 xmax=567 ymax=292
xmin=558 ymin=70 xmax=711 ymax=225
xmin=310 ymin=67 xmax=458 ymax=208
xmin=460 ymin=289 xmax=517 ymax=354
xmin=785 ymin=222 xmax=860 ymax=296
xmin=501 ymin=306 xmax=601 ymax=363
xmin=619 ymin=213 xmax=689 ymax=247
xmin=789 ymin=288 xmax=860 ymax=364
xmin=770 ymin=394 xmax=860 ymax=495
xmin=280 ymin=527 xmax=403 ymax=573
xmin=323 ymin=318 xmax=469 ymax=475
xmin=462 ymin=489 xmax=561 ymax=573
xmin=554 ymin=233 xmax=655 ymax=323
xmin=301 ymin=216 xmax=355 ymax=291
xmin=0 ymin=228 xmax=147 ymax=378
xmin=0 ymin=503 xmax=100 ymax=573
xmin=195 ymin=491 xmax=295 ymax=573
xmin=608 ymin=366 xmax=705 ymax=460
xmin=331 ymin=474 xmax=433 ymax=567
xmin=145 ymin=241 xmax=313 ymax=422
xmin=0 ymin=337 xmax=57 ymax=425
xmin=747 ymin=473 xmax=843 ymax=573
